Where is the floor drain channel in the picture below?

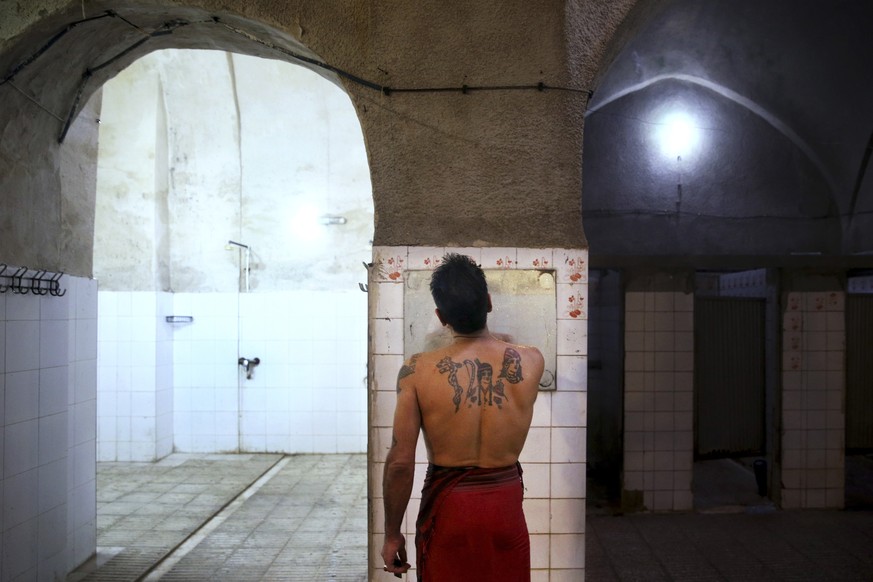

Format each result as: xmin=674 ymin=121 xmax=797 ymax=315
xmin=139 ymin=455 xmax=292 ymax=581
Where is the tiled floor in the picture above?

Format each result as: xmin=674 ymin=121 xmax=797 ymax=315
xmin=586 ymin=510 xmax=873 ymax=581
xmin=71 ymin=453 xmax=873 ymax=581
xmin=69 ymin=453 xmax=367 ymax=581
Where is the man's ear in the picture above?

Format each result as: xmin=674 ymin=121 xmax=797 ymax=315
xmin=435 ymin=308 xmax=447 ymax=326
xmin=487 ymin=294 xmax=493 ymax=313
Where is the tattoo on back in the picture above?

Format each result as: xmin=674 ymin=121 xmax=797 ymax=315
xmin=437 ymin=355 xmax=510 ymax=412
xmin=396 ymin=354 xmax=420 ymax=393
xmin=499 ymin=348 xmax=524 ymax=383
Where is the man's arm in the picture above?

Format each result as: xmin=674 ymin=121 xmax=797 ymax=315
xmin=381 ymin=355 xmax=422 ymax=575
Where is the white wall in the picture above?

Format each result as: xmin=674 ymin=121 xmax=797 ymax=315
xmin=94 ymin=49 xmax=373 ymax=460
xmin=174 ymin=290 xmax=367 ymax=454
xmin=1 ymin=272 xmax=97 ymax=579
xmin=97 ymin=289 xmax=367 ymax=460
xmin=97 ymin=291 xmax=174 ymax=462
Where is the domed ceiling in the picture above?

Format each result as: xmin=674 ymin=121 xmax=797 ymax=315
xmin=583 ymin=0 xmax=873 ymax=268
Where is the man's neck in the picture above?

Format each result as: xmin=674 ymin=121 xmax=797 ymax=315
xmin=451 ymin=327 xmax=490 ymax=341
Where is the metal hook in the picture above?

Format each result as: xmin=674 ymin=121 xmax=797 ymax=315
xmin=32 ymin=270 xmax=49 ymax=295
xmin=358 ymin=282 xmax=369 ymax=292
xmin=49 ymin=271 xmax=66 ymax=296
xmin=11 ymin=266 xmax=28 ymax=294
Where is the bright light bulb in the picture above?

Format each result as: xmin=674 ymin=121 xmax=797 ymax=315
xmin=658 ymin=112 xmax=697 ymax=159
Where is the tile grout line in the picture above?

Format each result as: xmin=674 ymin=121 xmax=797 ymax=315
xmin=140 ymin=455 xmax=291 ymax=581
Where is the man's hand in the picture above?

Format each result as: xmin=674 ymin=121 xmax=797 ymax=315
xmin=381 ymin=533 xmax=411 ymax=578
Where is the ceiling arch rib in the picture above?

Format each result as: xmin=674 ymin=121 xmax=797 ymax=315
xmin=587 ymin=73 xmax=838 ymax=210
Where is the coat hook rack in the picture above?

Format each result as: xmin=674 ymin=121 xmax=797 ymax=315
xmin=0 ymin=264 xmax=67 ymax=297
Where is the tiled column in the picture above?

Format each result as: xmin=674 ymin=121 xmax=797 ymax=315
xmin=368 ymin=246 xmax=588 ymax=581
xmin=0 ymin=271 xmax=97 ymax=578
xmin=623 ymin=279 xmax=694 ymax=512
xmin=781 ymin=291 xmax=845 ymax=509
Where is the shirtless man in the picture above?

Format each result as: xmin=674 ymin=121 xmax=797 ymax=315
xmin=381 ymin=253 xmax=544 ymax=581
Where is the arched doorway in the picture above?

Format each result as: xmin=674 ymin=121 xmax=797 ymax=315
xmin=92 ymin=49 xmax=373 ymax=461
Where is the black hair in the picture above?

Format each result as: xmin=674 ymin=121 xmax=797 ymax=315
xmin=429 ymin=253 xmax=489 ymax=334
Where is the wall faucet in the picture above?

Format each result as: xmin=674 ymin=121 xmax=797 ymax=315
xmin=238 ymin=356 xmax=261 ymax=379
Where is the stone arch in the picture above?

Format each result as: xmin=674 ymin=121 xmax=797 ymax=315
xmin=1 ymin=0 xmax=643 ymax=279
xmin=0 ymin=1 xmax=370 ymax=275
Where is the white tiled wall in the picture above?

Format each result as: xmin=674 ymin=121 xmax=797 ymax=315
xmin=97 ymin=289 xmax=367 ymax=458
xmin=97 ymin=291 xmax=174 ymax=461
xmin=1 ymin=271 xmax=97 ymax=579
xmin=369 ymin=247 xmax=588 ymax=581
xmin=781 ymin=291 xmax=845 ymax=508
xmin=623 ymin=285 xmax=694 ymax=512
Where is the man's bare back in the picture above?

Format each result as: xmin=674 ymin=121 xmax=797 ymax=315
xmin=403 ymin=333 xmax=544 ymax=468
xmin=381 ymin=253 xmax=545 ymax=579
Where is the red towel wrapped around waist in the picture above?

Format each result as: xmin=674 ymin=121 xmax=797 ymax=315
xmin=415 ymin=462 xmax=530 ymax=582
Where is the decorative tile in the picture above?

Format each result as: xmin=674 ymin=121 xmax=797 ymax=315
xmin=825 ymin=291 xmax=844 ymax=311
xmin=557 ymin=283 xmax=587 ymax=320
xmin=480 ymin=247 xmax=517 ymax=270
xmin=372 ymin=246 xmax=406 ymax=282
xmin=808 ymin=293 xmax=829 ymax=312
xmin=407 ymin=246 xmax=445 ymax=270
xmin=516 ymin=248 xmax=554 ymax=270
xmin=555 ymin=249 xmax=587 ymax=284
xmin=783 ymin=312 xmax=803 ymax=332
xmin=784 ymin=332 xmax=802 ymax=353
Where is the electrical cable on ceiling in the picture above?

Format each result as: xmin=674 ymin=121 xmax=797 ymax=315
xmin=212 ymin=19 xmax=592 ymax=98
xmin=0 ymin=10 xmax=593 ymax=143
xmin=59 ymin=17 xmax=208 ymax=142
xmin=0 ymin=11 xmax=114 ymax=86
xmin=5 ymin=79 xmax=63 ymax=121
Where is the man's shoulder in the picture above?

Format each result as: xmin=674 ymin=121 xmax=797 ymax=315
xmin=495 ymin=339 xmax=543 ymax=359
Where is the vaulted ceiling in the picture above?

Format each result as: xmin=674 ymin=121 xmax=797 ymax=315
xmin=583 ymin=0 xmax=873 ymax=269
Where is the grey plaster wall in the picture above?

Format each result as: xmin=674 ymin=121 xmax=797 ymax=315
xmin=0 ymin=0 xmax=640 ymax=277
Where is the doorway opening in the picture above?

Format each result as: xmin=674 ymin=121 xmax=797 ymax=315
xmin=692 ymin=270 xmax=777 ymax=512
xmin=845 ymin=282 xmax=873 ymax=509
xmin=87 ymin=48 xmax=372 ymax=576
